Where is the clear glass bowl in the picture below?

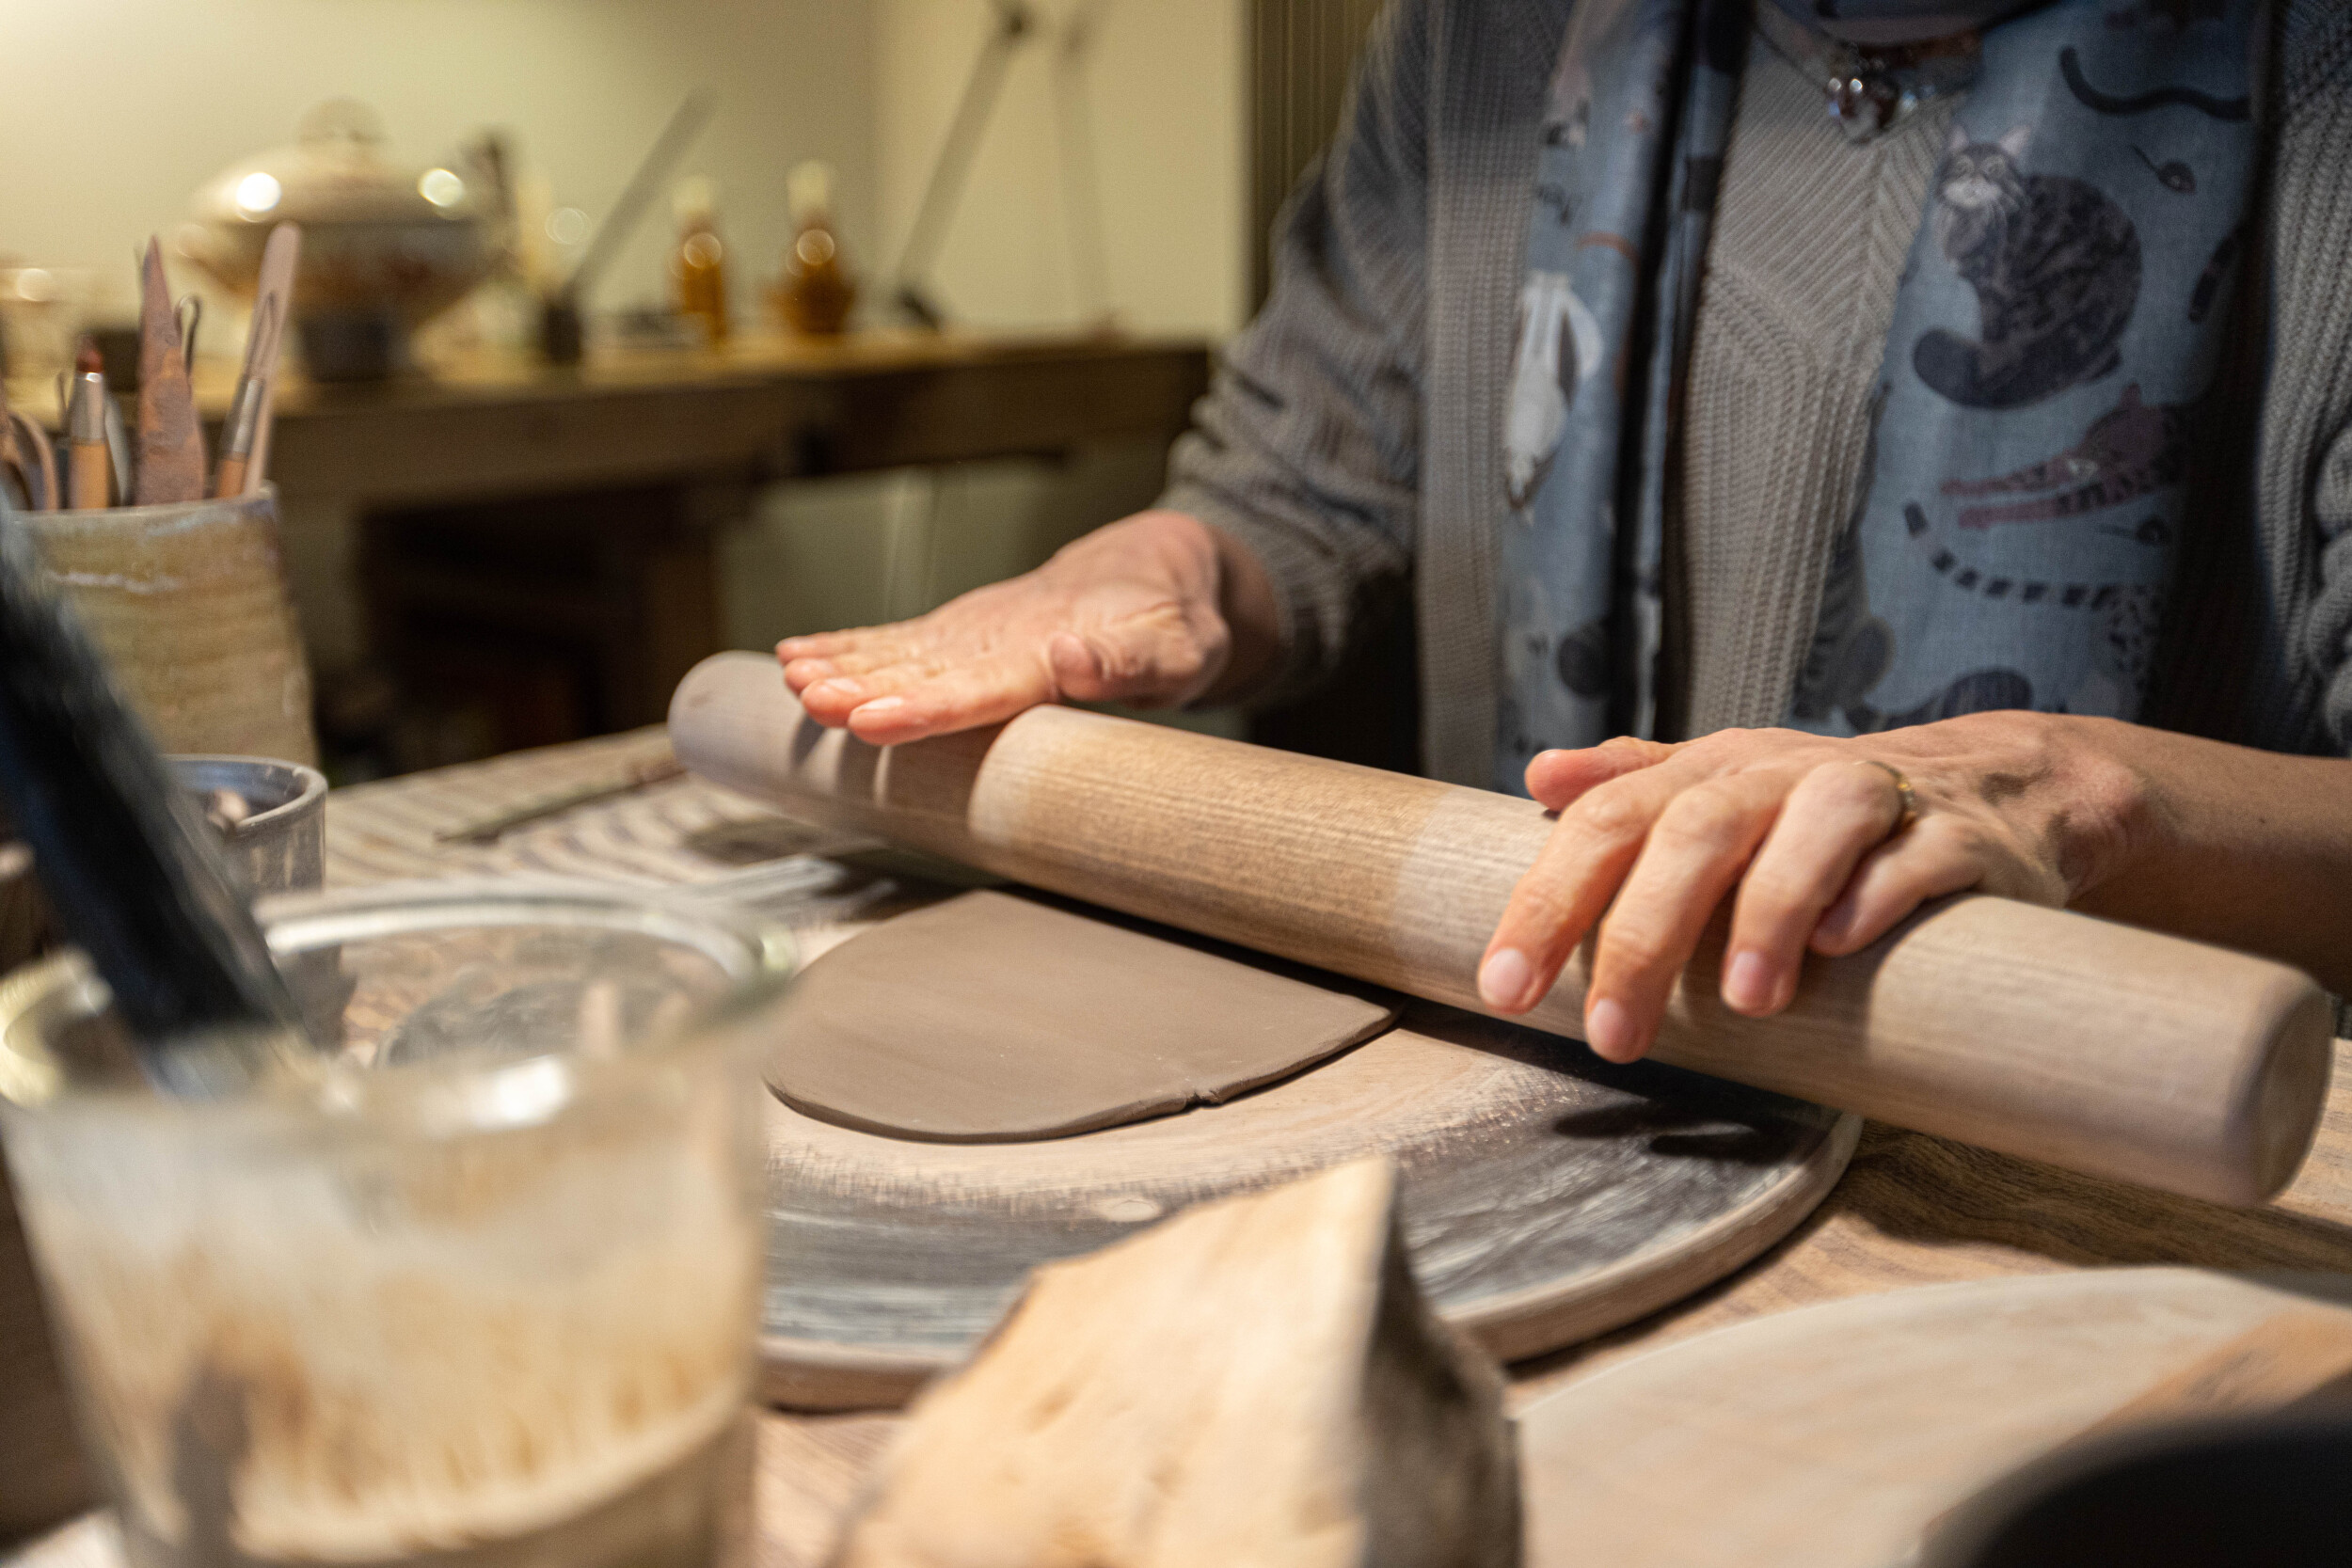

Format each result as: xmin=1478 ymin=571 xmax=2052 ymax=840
xmin=0 ymin=878 xmax=793 ymax=1568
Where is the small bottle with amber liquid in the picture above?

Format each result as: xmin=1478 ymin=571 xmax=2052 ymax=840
xmin=671 ymin=175 xmax=729 ymax=345
xmin=773 ymin=161 xmax=855 ymax=336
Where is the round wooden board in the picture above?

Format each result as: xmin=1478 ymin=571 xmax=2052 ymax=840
xmin=1518 ymin=1267 xmax=2352 ymax=1568
xmin=759 ymin=999 xmax=1857 ymax=1408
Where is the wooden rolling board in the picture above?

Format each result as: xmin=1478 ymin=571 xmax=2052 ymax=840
xmin=760 ymin=999 xmax=1856 ymax=1409
xmin=1518 ymin=1268 xmax=2352 ymax=1568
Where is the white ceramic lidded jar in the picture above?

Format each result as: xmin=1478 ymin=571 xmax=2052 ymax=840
xmin=181 ymin=101 xmax=503 ymax=381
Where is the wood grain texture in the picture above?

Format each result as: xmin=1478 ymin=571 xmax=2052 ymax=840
xmin=671 ymin=653 xmax=2334 ymax=1206
xmin=1515 ymin=1270 xmax=2352 ymax=1568
xmin=771 ymin=890 xmax=1401 ymax=1142
xmin=829 ymin=1163 xmax=1518 ymax=1568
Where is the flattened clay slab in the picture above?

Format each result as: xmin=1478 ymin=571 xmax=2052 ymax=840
xmin=768 ymin=889 xmax=1400 ymax=1142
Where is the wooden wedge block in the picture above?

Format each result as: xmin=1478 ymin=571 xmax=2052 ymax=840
xmin=827 ymin=1160 xmax=1520 ymax=1568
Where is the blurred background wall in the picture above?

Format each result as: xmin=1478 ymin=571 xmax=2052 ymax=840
xmin=733 ymin=0 xmax=1248 ymax=660
xmin=0 ymin=0 xmax=1394 ymax=763
xmin=0 ymin=0 xmax=880 ymax=328
xmin=0 ymin=0 xmax=1248 ymax=650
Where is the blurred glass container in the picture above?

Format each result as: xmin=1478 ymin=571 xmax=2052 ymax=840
xmin=0 ymin=879 xmax=790 ymax=1568
xmin=180 ymin=101 xmax=502 ymax=381
xmin=20 ymin=492 xmax=316 ymax=766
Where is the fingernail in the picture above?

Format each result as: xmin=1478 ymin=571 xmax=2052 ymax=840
xmin=1724 ymin=950 xmax=1775 ymax=1013
xmin=818 ymin=677 xmax=866 ymax=700
xmin=1585 ymin=997 xmax=1638 ymax=1061
xmin=853 ymin=695 xmax=904 ymax=715
xmin=1478 ymin=948 xmax=1533 ymax=1011
xmin=1814 ymin=901 xmax=1857 ymax=951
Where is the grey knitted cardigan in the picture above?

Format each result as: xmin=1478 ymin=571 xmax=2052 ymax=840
xmin=1159 ymin=0 xmax=2352 ymax=785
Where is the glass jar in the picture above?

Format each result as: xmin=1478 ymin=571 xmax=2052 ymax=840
xmin=0 ymin=879 xmax=791 ymax=1568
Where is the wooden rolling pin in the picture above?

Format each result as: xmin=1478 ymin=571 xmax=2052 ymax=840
xmin=671 ymin=652 xmax=2334 ymax=1205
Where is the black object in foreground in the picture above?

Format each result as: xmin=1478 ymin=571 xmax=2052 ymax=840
xmin=1931 ymin=1413 xmax=2352 ymax=1568
xmin=0 ymin=495 xmax=304 ymax=1092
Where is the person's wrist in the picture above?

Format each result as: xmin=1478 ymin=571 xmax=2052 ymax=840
xmin=2042 ymin=712 xmax=2164 ymax=899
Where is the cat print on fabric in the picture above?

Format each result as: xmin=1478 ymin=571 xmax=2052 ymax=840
xmin=1789 ymin=498 xmax=2037 ymax=730
xmin=2061 ymin=46 xmax=2250 ymax=119
xmin=1504 ymin=271 xmax=1607 ymax=509
xmin=1912 ymin=122 xmax=2141 ymax=411
xmin=1555 ymin=616 xmax=1611 ymax=696
xmin=2187 ymin=220 xmax=2246 ymax=323
xmin=1939 ymin=384 xmax=2187 ymax=528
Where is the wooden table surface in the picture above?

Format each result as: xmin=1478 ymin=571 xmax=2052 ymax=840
xmin=16 ymin=729 xmax=2352 ymax=1565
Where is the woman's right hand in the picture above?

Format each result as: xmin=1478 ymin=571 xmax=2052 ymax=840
xmin=778 ymin=510 xmax=1266 ymax=746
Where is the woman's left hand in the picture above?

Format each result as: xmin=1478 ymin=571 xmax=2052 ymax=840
xmin=1474 ymin=711 xmax=2151 ymax=1062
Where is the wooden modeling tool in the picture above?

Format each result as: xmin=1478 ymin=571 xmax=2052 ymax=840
xmin=0 ymin=493 xmax=308 ymax=1094
xmin=230 ymin=223 xmax=300 ymax=496
xmin=64 ymin=340 xmax=109 ymax=510
xmin=433 ymin=754 xmax=684 ymax=844
xmin=830 ymin=1161 xmax=1518 ymax=1568
xmin=133 ymin=239 xmax=207 ymax=505
xmin=672 ymin=652 xmax=2333 ymax=1206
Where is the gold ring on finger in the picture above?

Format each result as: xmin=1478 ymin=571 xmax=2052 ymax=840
xmin=1858 ymin=759 xmax=1919 ymax=837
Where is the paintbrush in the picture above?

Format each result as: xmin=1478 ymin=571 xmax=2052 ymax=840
xmin=64 ymin=339 xmax=109 ymax=510
xmin=232 ymin=222 xmax=300 ymax=496
xmin=0 ymin=490 xmax=310 ymax=1094
xmin=133 ymin=238 xmax=207 ymax=505
xmin=215 ymin=296 xmax=279 ymax=498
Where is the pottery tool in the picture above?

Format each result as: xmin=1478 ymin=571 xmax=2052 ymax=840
xmin=213 ymin=297 xmax=279 ymax=498
xmin=0 ymin=494 xmax=307 ymax=1094
xmin=672 ymin=651 xmax=2333 ymax=1206
xmin=1513 ymin=1269 xmax=2352 ymax=1568
xmin=62 ymin=341 xmax=109 ymax=510
xmin=0 ymin=379 xmax=56 ymax=511
xmin=175 ymin=294 xmax=202 ymax=372
xmin=832 ymin=1162 xmax=1518 ymax=1568
xmin=132 ymin=240 xmax=207 ymax=505
xmin=433 ymin=753 xmax=684 ymax=844
xmin=231 ymin=222 xmax=300 ymax=496
xmin=101 ymin=397 xmax=131 ymax=502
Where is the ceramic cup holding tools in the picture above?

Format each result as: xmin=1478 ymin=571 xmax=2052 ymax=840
xmin=17 ymin=492 xmax=316 ymax=766
xmin=0 ymin=879 xmax=789 ymax=1568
